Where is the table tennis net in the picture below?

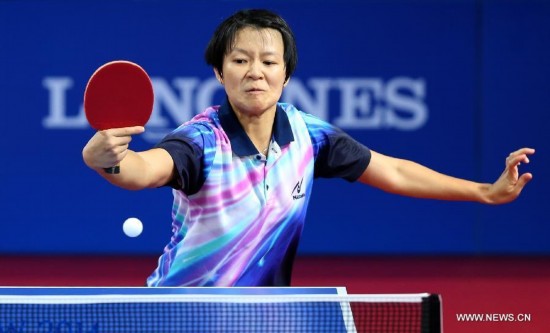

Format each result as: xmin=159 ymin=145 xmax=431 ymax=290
xmin=0 ymin=293 xmax=441 ymax=333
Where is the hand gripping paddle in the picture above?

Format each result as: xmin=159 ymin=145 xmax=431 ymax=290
xmin=84 ymin=60 xmax=154 ymax=174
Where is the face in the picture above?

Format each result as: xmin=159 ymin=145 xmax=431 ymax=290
xmin=217 ymin=27 xmax=287 ymax=118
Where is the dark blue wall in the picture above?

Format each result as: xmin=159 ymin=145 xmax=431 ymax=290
xmin=0 ymin=0 xmax=547 ymax=255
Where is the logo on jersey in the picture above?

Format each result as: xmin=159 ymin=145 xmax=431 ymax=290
xmin=292 ymin=178 xmax=305 ymax=200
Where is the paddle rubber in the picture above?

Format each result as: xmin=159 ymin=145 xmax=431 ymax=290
xmin=84 ymin=60 xmax=153 ymax=173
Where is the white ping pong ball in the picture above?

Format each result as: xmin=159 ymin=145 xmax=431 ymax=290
xmin=123 ymin=217 xmax=143 ymax=237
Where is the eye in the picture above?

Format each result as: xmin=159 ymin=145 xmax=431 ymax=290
xmin=234 ymin=58 xmax=247 ymax=64
xmin=263 ymin=61 xmax=277 ymax=66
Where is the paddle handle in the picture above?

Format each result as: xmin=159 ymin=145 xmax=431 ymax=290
xmin=104 ymin=165 xmax=120 ymax=174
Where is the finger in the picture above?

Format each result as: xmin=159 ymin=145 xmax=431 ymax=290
xmin=111 ymin=135 xmax=133 ymax=147
xmin=506 ymin=154 xmax=530 ymax=168
xmin=515 ymin=173 xmax=534 ymax=191
xmin=516 ymin=147 xmax=535 ymax=155
xmin=509 ymin=148 xmax=535 ymax=160
xmin=102 ymin=146 xmax=129 ymax=168
xmin=104 ymin=126 xmax=145 ymax=137
xmin=110 ymin=143 xmax=129 ymax=155
xmin=99 ymin=131 xmax=134 ymax=149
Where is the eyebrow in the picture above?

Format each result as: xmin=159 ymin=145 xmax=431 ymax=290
xmin=230 ymin=48 xmax=281 ymax=57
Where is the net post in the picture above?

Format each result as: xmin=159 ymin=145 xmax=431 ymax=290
xmin=421 ymin=294 xmax=442 ymax=333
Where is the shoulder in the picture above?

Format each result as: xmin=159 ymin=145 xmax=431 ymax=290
xmin=278 ymin=102 xmax=333 ymax=133
xmin=281 ymin=104 xmax=341 ymax=145
xmin=279 ymin=102 xmax=332 ymax=126
xmin=169 ymin=107 xmax=221 ymax=142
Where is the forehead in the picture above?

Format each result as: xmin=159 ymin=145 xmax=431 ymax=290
xmin=230 ymin=27 xmax=284 ymax=53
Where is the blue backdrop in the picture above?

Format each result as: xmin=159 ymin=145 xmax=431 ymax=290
xmin=0 ymin=0 xmax=547 ymax=255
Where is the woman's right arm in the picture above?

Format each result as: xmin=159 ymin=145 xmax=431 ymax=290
xmin=82 ymin=126 xmax=175 ymax=190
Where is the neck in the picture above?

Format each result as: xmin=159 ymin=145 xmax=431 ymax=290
xmin=232 ymin=105 xmax=275 ymax=154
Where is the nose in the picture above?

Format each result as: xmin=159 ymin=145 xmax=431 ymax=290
xmin=247 ymin=61 xmax=263 ymax=80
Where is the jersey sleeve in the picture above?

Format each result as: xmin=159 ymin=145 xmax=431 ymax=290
xmin=154 ymin=122 xmax=216 ymax=195
xmin=302 ymin=112 xmax=371 ymax=182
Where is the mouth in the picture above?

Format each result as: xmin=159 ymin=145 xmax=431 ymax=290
xmin=246 ymin=88 xmax=264 ymax=93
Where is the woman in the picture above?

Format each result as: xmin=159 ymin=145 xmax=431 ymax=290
xmin=82 ymin=9 xmax=534 ymax=286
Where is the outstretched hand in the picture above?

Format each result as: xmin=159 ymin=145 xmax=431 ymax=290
xmin=487 ymin=148 xmax=535 ymax=204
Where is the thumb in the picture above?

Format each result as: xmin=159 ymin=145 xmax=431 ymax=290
xmin=516 ymin=173 xmax=533 ymax=189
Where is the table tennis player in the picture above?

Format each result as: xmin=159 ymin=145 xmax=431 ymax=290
xmin=82 ymin=9 xmax=535 ymax=287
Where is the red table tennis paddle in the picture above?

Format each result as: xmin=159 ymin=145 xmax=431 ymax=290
xmin=84 ymin=60 xmax=154 ymax=174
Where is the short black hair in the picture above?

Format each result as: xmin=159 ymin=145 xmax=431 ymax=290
xmin=204 ymin=9 xmax=297 ymax=82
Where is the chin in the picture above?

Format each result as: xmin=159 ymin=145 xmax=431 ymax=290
xmin=237 ymin=101 xmax=276 ymax=116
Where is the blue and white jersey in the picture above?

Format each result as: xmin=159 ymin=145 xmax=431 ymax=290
xmin=147 ymin=101 xmax=371 ymax=287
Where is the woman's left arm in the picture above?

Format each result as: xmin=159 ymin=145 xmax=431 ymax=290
xmin=358 ymin=148 xmax=535 ymax=204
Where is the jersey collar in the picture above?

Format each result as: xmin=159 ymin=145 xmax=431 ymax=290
xmin=218 ymin=99 xmax=295 ymax=157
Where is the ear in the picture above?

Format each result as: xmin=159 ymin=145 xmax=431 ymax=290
xmin=283 ymin=76 xmax=290 ymax=87
xmin=214 ymin=68 xmax=223 ymax=85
